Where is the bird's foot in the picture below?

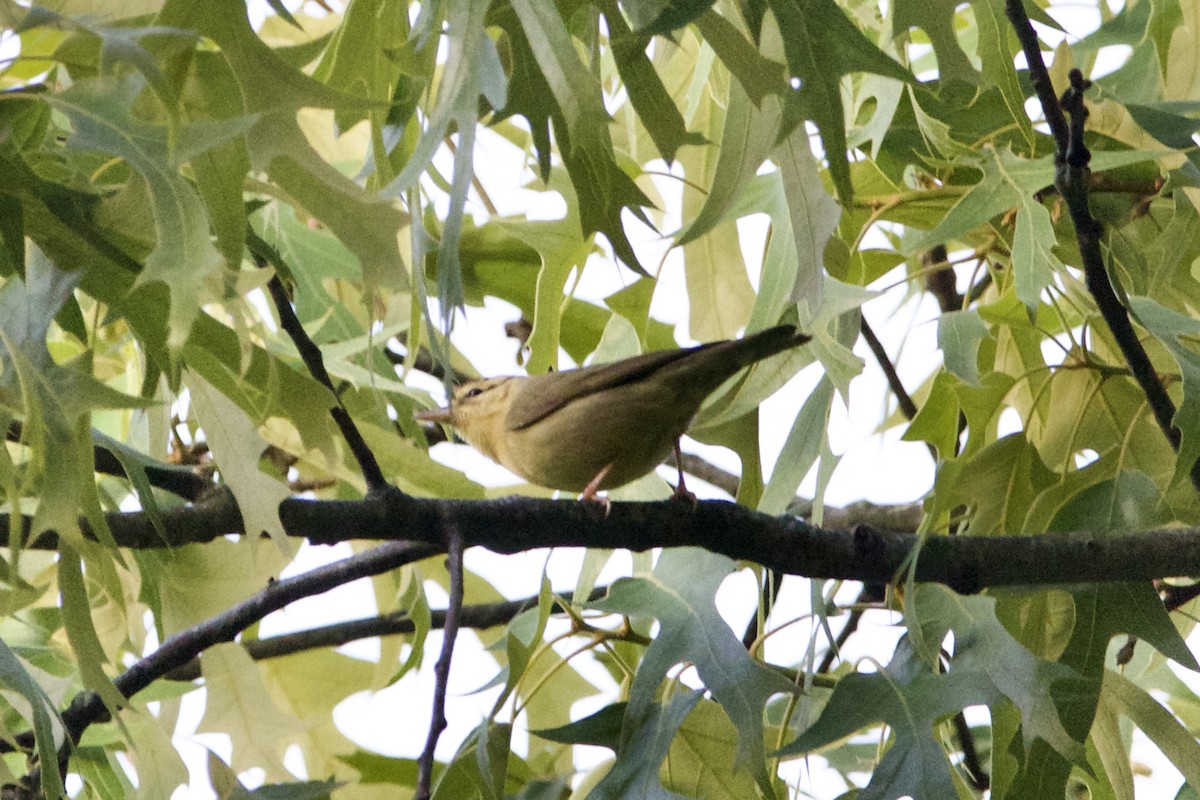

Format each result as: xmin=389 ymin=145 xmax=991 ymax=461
xmin=581 ymin=464 xmax=614 ymax=517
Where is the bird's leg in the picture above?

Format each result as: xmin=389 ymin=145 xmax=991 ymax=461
xmin=580 ymin=463 xmax=614 ymax=514
xmin=671 ymin=440 xmax=697 ymax=504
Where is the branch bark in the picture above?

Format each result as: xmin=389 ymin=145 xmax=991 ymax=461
xmin=13 ymin=488 xmax=1200 ymax=589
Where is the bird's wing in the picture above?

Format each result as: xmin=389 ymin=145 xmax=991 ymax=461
xmin=504 ymin=345 xmax=710 ymax=432
xmin=505 ymin=325 xmax=808 ymax=432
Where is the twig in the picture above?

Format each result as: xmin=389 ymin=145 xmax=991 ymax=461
xmin=416 ymin=519 xmax=465 ymax=800
xmin=860 ymin=318 xmax=918 ymax=420
xmin=742 ymin=568 xmax=782 ymax=649
xmin=263 ymin=271 xmax=390 ymax=492
xmin=384 ymin=339 xmax=464 ymax=384
xmin=952 ymin=710 xmax=990 ymax=790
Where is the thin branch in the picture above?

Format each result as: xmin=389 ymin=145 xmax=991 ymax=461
xmin=384 ymin=339 xmax=465 ymax=384
xmin=416 ymin=519 xmax=464 ymax=800
xmin=163 ymin=588 xmax=608 ymax=682
xmin=1004 ymin=0 xmax=1069 ymax=153
xmin=1004 ymin=3 xmax=1196 ymax=487
xmin=951 ymin=703 xmax=990 ymax=791
xmin=263 ymin=271 xmax=389 ymax=492
xmin=7 ymin=421 xmax=211 ymax=501
xmin=4 ymin=540 xmax=439 ymax=758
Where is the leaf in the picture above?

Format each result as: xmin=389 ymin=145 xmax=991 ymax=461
xmin=892 ymin=0 xmax=978 ymax=83
xmin=590 ymin=549 xmax=795 ymax=774
xmin=970 ymin=0 xmax=1036 ymax=149
xmin=694 ymin=10 xmax=787 ymax=104
xmin=676 ymin=81 xmax=780 ymax=247
xmin=58 ymin=546 xmax=126 ymax=713
xmin=767 ymin=0 xmax=912 ymax=204
xmin=186 ymin=372 xmax=292 ymax=550
xmin=0 ymin=640 xmax=67 ymax=799
xmin=908 ymin=585 xmax=1084 ymax=760
xmin=938 ymin=309 xmax=989 ymax=385
xmin=198 ymin=642 xmax=306 ymax=775
xmin=759 ymin=375 xmax=834 ymax=514
xmin=1105 ymin=671 xmax=1200 ymax=791
xmin=776 ymin=121 xmax=842 ymax=316
xmin=663 ymin=698 xmax=766 ymax=799
xmin=159 ymin=0 xmax=409 ymax=294
xmin=232 ymin=779 xmax=340 ymax=799
xmin=0 ymin=256 xmax=146 ymax=545
xmin=1126 ymin=296 xmax=1200 ymax=488
xmin=603 ymin=5 xmax=706 ymax=163
xmin=584 ymin=689 xmax=701 ymax=800
xmin=44 ymin=78 xmax=231 ymax=348
xmin=952 ymin=433 xmax=1058 ymax=535
xmin=678 ymin=79 xmax=757 ymax=340
xmin=505 ymin=0 xmax=653 ymax=273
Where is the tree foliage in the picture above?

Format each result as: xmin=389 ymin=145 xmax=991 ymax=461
xmin=0 ymin=0 xmax=1199 ymax=798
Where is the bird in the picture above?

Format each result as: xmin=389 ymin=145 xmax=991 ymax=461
xmin=415 ymin=324 xmax=812 ymax=502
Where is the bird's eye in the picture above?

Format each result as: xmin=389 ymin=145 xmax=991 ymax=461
xmin=463 ymin=386 xmax=484 ymax=399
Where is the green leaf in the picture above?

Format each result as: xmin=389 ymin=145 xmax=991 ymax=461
xmin=678 ymin=80 xmax=757 ymax=340
xmin=58 ymin=546 xmax=126 ymax=713
xmin=198 ymin=643 xmax=306 ymax=774
xmin=892 ymin=0 xmax=978 ymax=83
xmin=909 ymin=585 xmax=1085 ymax=760
xmin=0 ymin=639 xmax=67 ymax=799
xmin=231 ymin=778 xmax=340 ymax=800
xmin=506 ymin=0 xmax=653 ymax=274
xmin=767 ymin=0 xmax=912 ymax=204
xmin=694 ymin=10 xmax=787 ymax=104
xmin=759 ymin=375 xmax=834 ymax=514
xmin=185 ymin=372 xmax=292 ymax=548
xmin=779 ymin=637 xmax=966 ymax=799
xmin=535 ymin=703 xmax=626 ymax=748
xmin=591 ymin=549 xmax=795 ymax=773
xmin=1105 ymin=671 xmax=1200 ymax=791
xmin=1126 ymin=296 xmax=1200 ymax=488
xmin=775 ymin=122 xmax=842 ymax=315
xmin=604 ymin=5 xmax=706 ymax=163
xmin=903 ymin=371 xmax=962 ymax=459
xmin=676 ymin=80 xmax=780 ymax=247
xmin=938 ymin=309 xmax=990 ymax=386
xmin=159 ymin=0 xmax=409 ymax=294
xmin=970 ymin=0 xmax=1036 ymax=150
xmin=45 ymin=78 xmax=231 ymax=347
xmin=952 ymin=434 xmax=1058 ymax=535
xmin=584 ymin=689 xmax=701 ymax=800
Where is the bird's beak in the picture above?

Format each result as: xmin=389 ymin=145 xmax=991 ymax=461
xmin=415 ymin=405 xmax=454 ymax=424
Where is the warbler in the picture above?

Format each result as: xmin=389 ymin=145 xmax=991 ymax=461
xmin=416 ymin=325 xmax=811 ymax=500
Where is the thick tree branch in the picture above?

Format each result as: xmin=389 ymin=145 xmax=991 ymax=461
xmin=13 ymin=488 xmax=1200 ymax=589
